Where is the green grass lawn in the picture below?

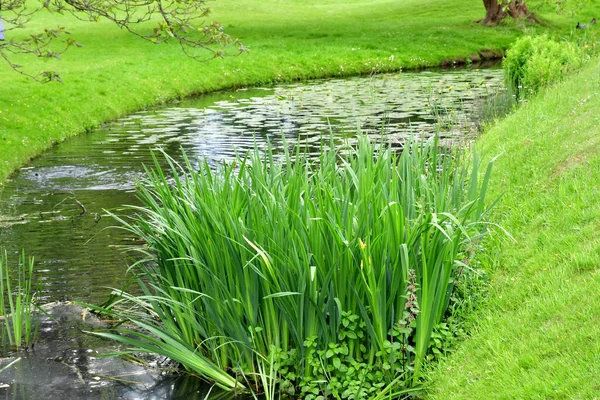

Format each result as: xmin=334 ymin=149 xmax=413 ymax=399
xmin=0 ymin=0 xmax=597 ymax=181
xmin=3 ymin=1 xmax=600 ymax=396
xmin=426 ymin=54 xmax=600 ymax=399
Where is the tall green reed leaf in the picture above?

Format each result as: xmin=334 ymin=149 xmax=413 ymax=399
xmin=96 ymin=134 xmax=496 ymax=398
xmin=0 ymin=250 xmax=41 ymax=351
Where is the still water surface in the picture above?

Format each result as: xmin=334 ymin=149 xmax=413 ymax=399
xmin=0 ymin=67 xmax=503 ymax=305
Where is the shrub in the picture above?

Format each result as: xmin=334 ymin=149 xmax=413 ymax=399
xmin=93 ymin=135 xmax=496 ymax=398
xmin=504 ymin=34 xmax=584 ymax=97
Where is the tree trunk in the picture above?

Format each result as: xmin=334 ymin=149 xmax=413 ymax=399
xmin=480 ymin=0 xmax=536 ymax=26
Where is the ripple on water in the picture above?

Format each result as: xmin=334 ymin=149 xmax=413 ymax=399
xmin=0 ymin=67 xmax=504 ymax=304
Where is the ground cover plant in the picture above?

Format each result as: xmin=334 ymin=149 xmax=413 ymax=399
xmin=426 ymin=54 xmax=600 ymax=399
xmin=1 ymin=0 xmax=599 ymax=182
xmin=89 ymin=134 xmax=496 ymax=398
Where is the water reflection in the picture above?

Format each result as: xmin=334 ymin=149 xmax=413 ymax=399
xmin=0 ymin=303 xmax=241 ymax=400
xmin=0 ymin=67 xmax=503 ymax=304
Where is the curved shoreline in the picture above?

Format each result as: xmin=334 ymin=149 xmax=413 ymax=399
xmin=2 ymin=0 xmax=584 ymax=184
xmin=2 ymin=2 xmax=600 ymax=395
xmin=0 ymin=50 xmax=504 ymax=184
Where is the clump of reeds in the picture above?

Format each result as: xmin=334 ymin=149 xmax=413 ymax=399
xmin=94 ymin=134 xmax=496 ymax=398
xmin=0 ymin=250 xmax=42 ymax=351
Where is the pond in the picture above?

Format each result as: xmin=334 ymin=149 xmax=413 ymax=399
xmin=0 ymin=65 xmax=504 ymax=398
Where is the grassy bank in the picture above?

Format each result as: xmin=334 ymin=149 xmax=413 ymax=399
xmin=0 ymin=0 xmax=596 ymax=181
xmin=427 ymin=54 xmax=600 ymax=398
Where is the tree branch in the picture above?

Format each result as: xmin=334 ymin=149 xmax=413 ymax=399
xmin=0 ymin=0 xmax=246 ymax=81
